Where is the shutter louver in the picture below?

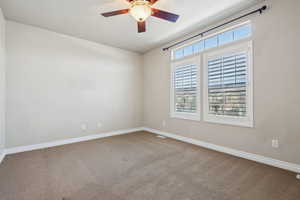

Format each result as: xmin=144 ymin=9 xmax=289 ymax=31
xmin=174 ymin=64 xmax=197 ymax=113
xmin=208 ymin=53 xmax=247 ymax=117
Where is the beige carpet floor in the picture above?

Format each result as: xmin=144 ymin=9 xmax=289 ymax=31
xmin=0 ymin=131 xmax=299 ymax=200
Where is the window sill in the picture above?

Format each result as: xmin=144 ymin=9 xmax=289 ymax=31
xmin=204 ymin=115 xmax=253 ymax=128
xmin=170 ymin=112 xmax=201 ymax=121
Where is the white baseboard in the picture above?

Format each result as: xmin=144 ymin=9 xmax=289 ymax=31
xmin=4 ymin=127 xmax=144 ymax=155
xmin=144 ymin=127 xmax=300 ymax=174
xmin=0 ymin=150 xmax=5 ymax=165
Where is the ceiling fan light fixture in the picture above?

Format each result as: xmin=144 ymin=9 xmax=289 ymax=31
xmin=129 ymin=0 xmax=152 ymax=22
xmin=101 ymin=0 xmax=179 ymax=33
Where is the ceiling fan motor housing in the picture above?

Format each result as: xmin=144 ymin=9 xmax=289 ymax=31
xmin=129 ymin=0 xmax=152 ymax=22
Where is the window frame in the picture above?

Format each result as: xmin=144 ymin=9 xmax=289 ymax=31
xmin=170 ymin=56 xmax=201 ymax=121
xmin=171 ymin=21 xmax=251 ymax=61
xmin=203 ymin=41 xmax=253 ymax=127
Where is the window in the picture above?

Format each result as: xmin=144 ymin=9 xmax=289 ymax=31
xmin=170 ymin=57 xmax=200 ymax=121
xmin=233 ymin=24 xmax=251 ymax=40
xmin=203 ymin=41 xmax=253 ymax=127
xmin=172 ymin=23 xmax=252 ymax=60
xmin=174 ymin=49 xmax=184 ymax=59
xmin=170 ymin=22 xmax=253 ymax=126
xmin=218 ymin=30 xmax=234 ymax=45
xmin=193 ymin=41 xmax=204 ymax=53
xmin=204 ymin=36 xmax=218 ymax=49
xmin=183 ymin=45 xmax=193 ymax=57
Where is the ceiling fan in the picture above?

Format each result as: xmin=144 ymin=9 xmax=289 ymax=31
xmin=101 ymin=0 xmax=180 ymax=33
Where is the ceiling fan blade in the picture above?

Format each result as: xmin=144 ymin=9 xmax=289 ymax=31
xmin=138 ymin=21 xmax=146 ymax=33
xmin=101 ymin=9 xmax=129 ymax=17
xmin=151 ymin=8 xmax=179 ymax=22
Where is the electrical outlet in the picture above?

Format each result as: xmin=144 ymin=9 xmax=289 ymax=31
xmin=81 ymin=124 xmax=87 ymax=131
xmin=97 ymin=122 xmax=102 ymax=128
xmin=272 ymin=139 xmax=279 ymax=148
xmin=162 ymin=120 xmax=166 ymax=127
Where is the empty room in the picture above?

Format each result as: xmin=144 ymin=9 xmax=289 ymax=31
xmin=0 ymin=0 xmax=299 ymax=199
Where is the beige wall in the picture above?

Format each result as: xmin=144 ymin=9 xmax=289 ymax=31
xmin=0 ymin=9 xmax=5 ymax=154
xmin=143 ymin=0 xmax=300 ymax=165
xmin=6 ymin=21 xmax=143 ymax=148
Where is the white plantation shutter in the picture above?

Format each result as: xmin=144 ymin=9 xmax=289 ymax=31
xmin=174 ymin=64 xmax=197 ymax=113
xmin=208 ymin=53 xmax=247 ymax=117
xmin=203 ymin=41 xmax=253 ymax=127
xmin=171 ymin=57 xmax=200 ymax=121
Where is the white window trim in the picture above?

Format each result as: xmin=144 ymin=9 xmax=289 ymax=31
xmin=203 ymin=41 xmax=253 ymax=127
xmin=170 ymin=56 xmax=201 ymax=121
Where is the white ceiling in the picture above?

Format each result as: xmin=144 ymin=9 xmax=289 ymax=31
xmin=0 ymin=0 xmax=260 ymax=53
